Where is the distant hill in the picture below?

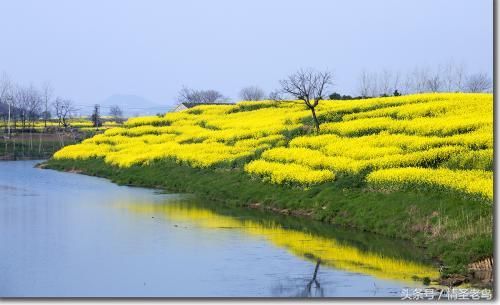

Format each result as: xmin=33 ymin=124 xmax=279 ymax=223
xmin=100 ymin=94 xmax=174 ymax=117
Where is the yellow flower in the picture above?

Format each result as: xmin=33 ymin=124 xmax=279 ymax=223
xmin=52 ymin=92 xmax=493 ymax=201
xmin=366 ymin=167 xmax=493 ymax=201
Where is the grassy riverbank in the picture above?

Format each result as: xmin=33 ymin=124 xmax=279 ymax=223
xmin=45 ymin=94 xmax=493 ymax=284
xmin=44 ymin=157 xmax=492 ymax=281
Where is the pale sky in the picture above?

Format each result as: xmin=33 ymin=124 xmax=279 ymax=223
xmin=0 ymin=0 xmax=493 ymax=108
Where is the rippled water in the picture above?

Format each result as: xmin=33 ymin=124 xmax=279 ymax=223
xmin=0 ymin=160 xmax=436 ymax=297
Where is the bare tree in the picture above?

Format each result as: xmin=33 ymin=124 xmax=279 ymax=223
xmin=368 ymin=72 xmax=379 ymax=97
xmin=401 ymin=72 xmax=414 ymax=95
xmin=453 ymin=63 xmax=467 ymax=92
xmin=358 ymin=70 xmax=381 ymax=97
xmin=239 ymin=86 xmax=265 ymax=101
xmin=441 ymin=61 xmax=468 ymax=92
xmin=280 ymin=68 xmax=332 ymax=133
xmin=411 ymin=67 xmax=430 ymax=93
xmin=442 ymin=62 xmax=456 ymax=92
xmin=379 ymin=70 xmax=393 ymax=96
xmin=464 ymin=73 xmax=492 ymax=93
xmin=0 ymin=73 xmax=13 ymax=135
xmin=177 ymin=87 xmax=226 ymax=104
xmin=20 ymin=85 xmax=42 ymax=150
xmin=109 ymin=105 xmax=124 ymax=123
xmin=14 ymin=86 xmax=30 ymax=129
xmin=0 ymin=72 xmax=12 ymax=103
xmin=201 ymin=89 xmax=226 ymax=103
xmin=53 ymin=97 xmax=75 ymax=128
xmin=177 ymin=86 xmax=192 ymax=103
xmin=25 ymin=85 xmax=42 ymax=129
xmin=358 ymin=70 xmax=371 ymax=97
xmin=0 ymin=102 xmax=7 ymax=134
xmin=392 ymin=71 xmax=401 ymax=95
xmin=40 ymin=82 xmax=53 ymax=128
xmin=425 ymin=73 xmax=442 ymax=92
xmin=268 ymin=89 xmax=284 ymax=101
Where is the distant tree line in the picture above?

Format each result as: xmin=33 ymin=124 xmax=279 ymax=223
xmin=177 ymin=86 xmax=228 ymax=104
xmin=239 ymin=86 xmax=266 ymax=101
xmin=356 ymin=62 xmax=492 ymax=98
xmin=2 ymin=60 xmax=492 ymax=133
xmin=0 ymin=72 xmax=125 ymax=134
xmin=0 ymin=73 xmax=62 ymax=133
xmin=265 ymin=63 xmax=491 ymax=134
xmin=176 ymin=61 xmax=491 ymax=107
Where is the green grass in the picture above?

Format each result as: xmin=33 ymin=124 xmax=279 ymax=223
xmin=44 ymin=157 xmax=492 ymax=277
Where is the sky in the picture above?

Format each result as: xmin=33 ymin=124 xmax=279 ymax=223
xmin=0 ymin=0 xmax=493 ymax=109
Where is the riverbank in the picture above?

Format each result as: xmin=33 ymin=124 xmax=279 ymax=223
xmin=43 ymin=157 xmax=493 ymax=286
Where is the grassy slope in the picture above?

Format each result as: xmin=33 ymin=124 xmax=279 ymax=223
xmin=45 ymin=157 xmax=492 ymax=277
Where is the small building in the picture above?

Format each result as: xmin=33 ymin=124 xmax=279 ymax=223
xmin=173 ymin=102 xmax=233 ymax=112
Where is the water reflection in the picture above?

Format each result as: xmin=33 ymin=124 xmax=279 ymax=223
xmin=0 ymin=161 xmax=440 ymax=297
xmin=301 ymin=259 xmax=324 ymax=297
xmin=120 ymin=200 xmax=439 ymax=285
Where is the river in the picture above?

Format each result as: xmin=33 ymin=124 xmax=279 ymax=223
xmin=0 ymin=160 xmax=437 ymax=297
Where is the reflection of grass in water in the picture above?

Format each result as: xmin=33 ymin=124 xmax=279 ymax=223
xmin=125 ymin=203 xmax=439 ymax=283
xmin=204 ymin=201 xmax=429 ymax=262
xmin=257 ymin=228 xmax=438 ymax=282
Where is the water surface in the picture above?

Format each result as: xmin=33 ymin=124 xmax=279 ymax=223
xmin=0 ymin=160 xmax=437 ymax=297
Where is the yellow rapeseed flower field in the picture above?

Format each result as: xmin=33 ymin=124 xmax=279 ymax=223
xmin=53 ymin=93 xmax=493 ymax=201
xmin=366 ymin=167 xmax=493 ymax=201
